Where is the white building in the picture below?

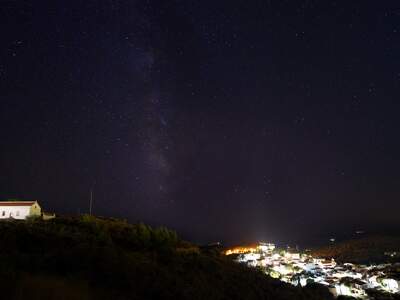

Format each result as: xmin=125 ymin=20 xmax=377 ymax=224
xmin=0 ymin=201 xmax=41 ymax=220
xmin=258 ymin=242 xmax=276 ymax=252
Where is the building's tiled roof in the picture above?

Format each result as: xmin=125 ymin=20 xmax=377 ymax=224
xmin=0 ymin=201 xmax=37 ymax=206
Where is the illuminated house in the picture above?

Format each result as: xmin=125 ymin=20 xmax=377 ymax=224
xmin=258 ymin=242 xmax=275 ymax=252
xmin=0 ymin=201 xmax=41 ymax=220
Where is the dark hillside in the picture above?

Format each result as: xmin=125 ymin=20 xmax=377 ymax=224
xmin=311 ymin=236 xmax=400 ymax=264
xmin=0 ymin=216 xmax=333 ymax=300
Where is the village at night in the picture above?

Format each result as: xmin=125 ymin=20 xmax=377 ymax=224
xmin=225 ymin=242 xmax=400 ymax=298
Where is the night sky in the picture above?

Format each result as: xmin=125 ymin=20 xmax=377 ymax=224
xmin=1 ymin=1 xmax=400 ymax=245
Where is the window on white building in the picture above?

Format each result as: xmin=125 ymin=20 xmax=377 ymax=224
xmin=16 ymin=211 xmax=20 ymax=216
xmin=1 ymin=211 xmax=4 ymax=216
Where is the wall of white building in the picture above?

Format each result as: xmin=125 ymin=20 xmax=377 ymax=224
xmin=29 ymin=203 xmax=41 ymax=217
xmin=0 ymin=203 xmax=41 ymax=220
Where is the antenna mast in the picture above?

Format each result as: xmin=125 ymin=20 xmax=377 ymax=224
xmin=89 ymin=188 xmax=93 ymax=216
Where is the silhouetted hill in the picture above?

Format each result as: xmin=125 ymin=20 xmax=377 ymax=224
xmin=0 ymin=216 xmax=334 ymax=300
xmin=311 ymin=235 xmax=400 ymax=264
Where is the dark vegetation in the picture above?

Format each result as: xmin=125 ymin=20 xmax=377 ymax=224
xmin=311 ymin=236 xmax=400 ymax=264
xmin=365 ymin=289 xmax=400 ymax=300
xmin=0 ymin=216 xmax=336 ymax=300
xmin=337 ymin=291 xmax=400 ymax=300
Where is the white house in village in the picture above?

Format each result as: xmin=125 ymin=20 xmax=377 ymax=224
xmin=0 ymin=201 xmax=42 ymax=220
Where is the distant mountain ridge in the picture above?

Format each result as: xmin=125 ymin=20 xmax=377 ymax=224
xmin=311 ymin=235 xmax=400 ymax=264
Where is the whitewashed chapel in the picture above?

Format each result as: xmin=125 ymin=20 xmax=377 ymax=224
xmin=0 ymin=201 xmax=42 ymax=220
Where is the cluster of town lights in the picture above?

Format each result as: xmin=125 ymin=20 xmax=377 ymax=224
xmin=225 ymin=242 xmax=399 ymax=298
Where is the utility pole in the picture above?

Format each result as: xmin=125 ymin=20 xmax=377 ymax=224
xmin=89 ymin=180 xmax=96 ymax=216
xmin=89 ymin=188 xmax=93 ymax=216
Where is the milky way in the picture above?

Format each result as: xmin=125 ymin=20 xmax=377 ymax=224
xmin=1 ymin=1 xmax=400 ymax=245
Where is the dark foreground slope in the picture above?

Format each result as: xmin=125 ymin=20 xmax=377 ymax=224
xmin=311 ymin=235 xmax=400 ymax=264
xmin=0 ymin=216 xmax=333 ymax=300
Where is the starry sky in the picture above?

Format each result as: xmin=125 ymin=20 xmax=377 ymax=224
xmin=1 ymin=1 xmax=400 ymax=245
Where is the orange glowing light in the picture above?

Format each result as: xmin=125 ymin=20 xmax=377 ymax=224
xmin=225 ymin=246 xmax=258 ymax=255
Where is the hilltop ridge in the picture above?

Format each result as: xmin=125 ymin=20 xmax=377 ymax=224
xmin=0 ymin=215 xmax=334 ymax=300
